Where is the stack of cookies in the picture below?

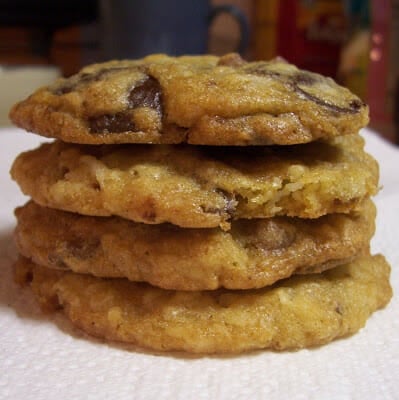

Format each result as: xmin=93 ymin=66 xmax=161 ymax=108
xmin=9 ymin=53 xmax=392 ymax=353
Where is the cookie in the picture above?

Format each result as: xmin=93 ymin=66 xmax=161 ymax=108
xmin=10 ymin=134 xmax=379 ymax=229
xmin=15 ymin=200 xmax=375 ymax=290
xmin=14 ymin=254 xmax=392 ymax=353
xmin=9 ymin=53 xmax=368 ymax=146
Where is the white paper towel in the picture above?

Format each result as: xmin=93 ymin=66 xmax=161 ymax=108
xmin=0 ymin=128 xmax=398 ymax=400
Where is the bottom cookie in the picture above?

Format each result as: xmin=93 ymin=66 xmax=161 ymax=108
xmin=15 ymin=254 xmax=392 ymax=354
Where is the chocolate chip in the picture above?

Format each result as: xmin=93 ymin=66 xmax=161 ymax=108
xmin=243 ymin=65 xmax=282 ymax=78
xmin=242 ymin=219 xmax=297 ymax=251
xmin=293 ymin=72 xmax=318 ymax=86
xmin=291 ymin=71 xmax=365 ymax=114
xmin=89 ymin=75 xmax=164 ymax=134
xmin=89 ymin=112 xmax=136 ymax=133
xmin=293 ymin=85 xmax=363 ymax=114
xmin=349 ymin=99 xmax=364 ymax=111
xmin=335 ymin=303 xmax=344 ymax=315
xmin=24 ymin=270 xmax=34 ymax=283
xmin=140 ymin=197 xmax=157 ymax=222
xmin=244 ymin=63 xmax=364 ymax=115
xmin=128 ymin=76 xmax=163 ymax=115
xmin=67 ymin=238 xmax=100 ymax=260
xmin=53 ymin=84 xmax=74 ymax=95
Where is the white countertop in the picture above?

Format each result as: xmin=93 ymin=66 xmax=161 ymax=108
xmin=0 ymin=127 xmax=398 ymax=400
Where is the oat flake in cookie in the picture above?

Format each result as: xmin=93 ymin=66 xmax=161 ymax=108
xmin=9 ymin=53 xmax=368 ymax=146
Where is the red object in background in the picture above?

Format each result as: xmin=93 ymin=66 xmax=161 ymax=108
xmin=367 ymin=0 xmax=391 ymax=126
xmin=276 ymin=0 xmax=347 ymax=78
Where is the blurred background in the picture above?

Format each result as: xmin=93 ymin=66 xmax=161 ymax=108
xmin=0 ymin=0 xmax=397 ymax=144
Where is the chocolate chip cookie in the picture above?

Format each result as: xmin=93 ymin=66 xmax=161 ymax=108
xmin=14 ymin=200 xmax=375 ymax=290
xmin=10 ymin=134 xmax=379 ymax=229
xmin=15 ymin=254 xmax=392 ymax=353
xmin=9 ymin=53 xmax=368 ymax=146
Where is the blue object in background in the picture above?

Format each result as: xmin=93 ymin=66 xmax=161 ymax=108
xmin=99 ymin=0 xmax=249 ymax=59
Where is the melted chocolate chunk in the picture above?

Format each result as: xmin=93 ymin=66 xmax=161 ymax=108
xmin=89 ymin=113 xmax=136 ymax=133
xmin=255 ymin=221 xmax=297 ymax=251
xmin=128 ymin=76 xmax=163 ymax=115
xmin=67 ymin=238 xmax=100 ymax=260
xmin=53 ymin=83 xmax=75 ymax=95
xmin=293 ymin=85 xmax=362 ymax=114
xmin=293 ymin=72 xmax=319 ymax=86
xmin=349 ymin=99 xmax=364 ymax=111
xmin=292 ymin=71 xmax=364 ymax=114
xmin=243 ymin=65 xmax=282 ymax=78
xmin=88 ymin=75 xmax=164 ymax=134
xmin=237 ymin=218 xmax=297 ymax=251
xmin=244 ymin=64 xmax=364 ymax=115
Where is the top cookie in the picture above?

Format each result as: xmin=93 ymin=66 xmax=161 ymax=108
xmin=9 ymin=53 xmax=368 ymax=146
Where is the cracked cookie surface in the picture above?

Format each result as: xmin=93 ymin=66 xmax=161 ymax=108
xmin=14 ymin=200 xmax=375 ymax=290
xmin=10 ymin=134 xmax=379 ymax=229
xmin=14 ymin=254 xmax=392 ymax=353
xmin=9 ymin=53 xmax=368 ymax=146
